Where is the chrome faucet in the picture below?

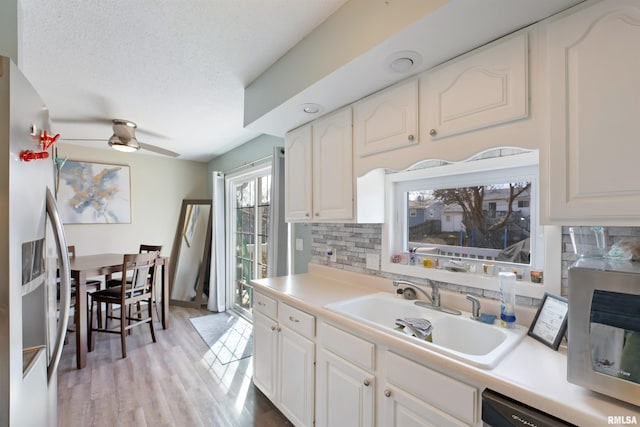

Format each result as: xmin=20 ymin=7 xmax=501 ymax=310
xmin=466 ymin=294 xmax=481 ymax=320
xmin=393 ymin=279 xmax=440 ymax=307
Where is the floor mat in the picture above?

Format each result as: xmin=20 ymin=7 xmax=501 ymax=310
xmin=189 ymin=312 xmax=253 ymax=365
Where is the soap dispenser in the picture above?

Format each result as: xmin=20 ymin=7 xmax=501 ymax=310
xmin=499 ymin=272 xmax=517 ymax=328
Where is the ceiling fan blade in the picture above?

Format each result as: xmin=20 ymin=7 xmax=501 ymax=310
xmin=135 ymin=127 xmax=170 ymax=140
xmin=61 ymin=138 xmax=179 ymax=157
xmin=53 ymin=117 xmax=113 ymax=126
xmin=59 ymin=138 xmax=106 ymax=142
xmin=139 ymin=142 xmax=180 ymax=158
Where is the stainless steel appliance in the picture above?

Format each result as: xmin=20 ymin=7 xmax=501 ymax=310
xmin=567 ymin=259 xmax=640 ymax=407
xmin=0 ymin=55 xmax=71 ymax=426
xmin=481 ymin=389 xmax=575 ymax=426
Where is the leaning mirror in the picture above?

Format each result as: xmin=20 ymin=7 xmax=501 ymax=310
xmin=169 ymin=199 xmax=212 ymax=308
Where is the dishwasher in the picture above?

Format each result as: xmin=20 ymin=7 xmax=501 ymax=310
xmin=482 ymin=389 xmax=577 ymax=427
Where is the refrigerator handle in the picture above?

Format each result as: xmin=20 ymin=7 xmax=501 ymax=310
xmin=45 ymin=187 xmax=70 ymax=382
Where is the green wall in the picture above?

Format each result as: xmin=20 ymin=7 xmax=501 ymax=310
xmin=0 ymin=0 xmax=19 ymax=64
xmin=207 ymin=134 xmax=282 ymax=175
xmin=207 ymin=133 xmax=311 ymax=274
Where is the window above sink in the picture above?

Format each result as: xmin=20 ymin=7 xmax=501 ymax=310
xmin=381 ymin=149 xmax=561 ymax=299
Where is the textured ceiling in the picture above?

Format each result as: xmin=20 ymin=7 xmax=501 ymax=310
xmin=19 ymin=0 xmax=583 ymax=163
xmin=19 ymin=0 xmax=348 ymax=162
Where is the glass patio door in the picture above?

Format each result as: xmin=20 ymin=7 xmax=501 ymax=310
xmin=227 ymin=166 xmax=271 ymax=318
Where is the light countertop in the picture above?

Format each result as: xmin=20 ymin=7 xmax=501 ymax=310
xmin=251 ymin=264 xmax=640 ymax=426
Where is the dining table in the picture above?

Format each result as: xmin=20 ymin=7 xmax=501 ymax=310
xmin=69 ymin=253 xmax=170 ymax=369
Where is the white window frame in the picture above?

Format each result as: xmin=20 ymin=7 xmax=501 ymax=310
xmin=381 ymin=150 xmax=561 ymax=299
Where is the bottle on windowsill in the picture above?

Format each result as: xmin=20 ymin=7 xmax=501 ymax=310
xmin=499 ymin=272 xmax=517 ymax=328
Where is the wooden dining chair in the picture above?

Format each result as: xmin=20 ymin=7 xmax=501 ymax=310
xmin=88 ymin=252 xmax=159 ymax=358
xmin=105 ymin=244 xmax=163 ymax=320
xmin=67 ymin=245 xmax=102 ymax=293
xmin=62 ymin=246 xmax=101 ymax=338
xmin=105 ymin=244 xmax=163 ymax=287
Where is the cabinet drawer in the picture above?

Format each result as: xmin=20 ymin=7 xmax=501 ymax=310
xmin=386 ymin=351 xmax=478 ymax=425
xmin=318 ymin=322 xmax=375 ymax=371
xmin=278 ymin=303 xmax=315 ymax=338
xmin=254 ymin=292 xmax=277 ymax=319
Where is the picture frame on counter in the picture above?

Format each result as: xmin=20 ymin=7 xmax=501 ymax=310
xmin=527 ymin=292 xmax=569 ymax=351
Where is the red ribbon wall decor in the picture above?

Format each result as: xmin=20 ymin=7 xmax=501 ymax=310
xmin=20 ymin=129 xmax=60 ymax=162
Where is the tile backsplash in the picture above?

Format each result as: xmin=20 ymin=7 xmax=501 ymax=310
xmin=310 ymin=223 xmax=640 ymax=306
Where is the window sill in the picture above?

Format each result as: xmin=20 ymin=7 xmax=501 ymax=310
xmin=380 ymin=261 xmax=547 ymax=299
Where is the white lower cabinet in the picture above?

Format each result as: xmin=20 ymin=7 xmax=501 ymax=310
xmin=382 ymin=384 xmax=468 ymax=427
xmin=278 ymin=326 xmax=315 ymax=426
xmin=316 ymin=321 xmax=376 ymax=427
xmin=253 ymin=310 xmax=278 ymax=400
xmin=384 ymin=352 xmax=479 ymax=426
xmin=315 ymin=321 xmax=479 ymax=427
xmin=255 ymin=301 xmax=480 ymax=427
xmin=316 ymin=348 xmax=375 ymax=427
xmin=252 ymin=293 xmax=315 ymax=427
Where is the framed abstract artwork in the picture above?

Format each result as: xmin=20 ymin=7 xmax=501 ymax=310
xmin=56 ymin=160 xmax=131 ymax=224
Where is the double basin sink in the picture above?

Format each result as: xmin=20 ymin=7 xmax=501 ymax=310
xmin=324 ymin=292 xmax=526 ymax=369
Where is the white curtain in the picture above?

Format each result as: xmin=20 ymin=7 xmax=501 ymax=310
xmin=267 ymin=147 xmax=287 ymax=277
xmin=208 ymin=171 xmax=226 ymax=312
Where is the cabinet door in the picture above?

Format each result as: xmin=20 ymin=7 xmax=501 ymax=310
xmin=312 ymin=108 xmax=354 ymax=221
xmin=278 ymin=326 xmax=315 ymax=427
xmin=386 ymin=352 xmax=478 ymax=425
xmin=252 ymin=311 xmax=278 ymax=400
xmin=316 ymin=348 xmax=374 ymax=427
xmin=284 ymin=125 xmax=313 ymax=221
xmin=544 ymin=0 xmax=640 ymax=224
xmin=421 ymin=32 xmax=528 ymax=140
xmin=382 ymin=385 xmax=470 ymax=427
xmin=354 ymin=79 xmax=419 ymax=158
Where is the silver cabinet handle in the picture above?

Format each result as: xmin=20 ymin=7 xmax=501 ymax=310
xmin=305 ymin=213 xmax=310 ymax=217
xmin=257 ymin=301 xmax=265 ymax=306
xmin=270 ymin=325 xmax=276 ymax=331
xmin=429 ymin=129 xmax=437 ymax=136
xmin=277 ymin=327 xmax=281 ymax=332
xmin=315 ymin=212 xmax=319 ymax=217
xmin=408 ymin=134 xmax=415 ymax=141
xmin=384 ymin=389 xmax=391 ymax=397
xmin=363 ymin=379 xmax=370 ymax=387
xmin=288 ymin=316 xmax=299 ymax=323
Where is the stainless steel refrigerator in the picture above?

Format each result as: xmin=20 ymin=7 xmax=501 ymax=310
xmin=0 ymin=55 xmax=71 ymax=426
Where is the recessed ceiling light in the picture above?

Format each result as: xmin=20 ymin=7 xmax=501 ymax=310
xmin=390 ymin=57 xmax=414 ymax=73
xmin=386 ymin=50 xmax=423 ymax=74
xmin=301 ymin=103 xmax=322 ymax=114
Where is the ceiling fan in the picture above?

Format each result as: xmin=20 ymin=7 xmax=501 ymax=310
xmin=60 ymin=119 xmax=180 ymax=157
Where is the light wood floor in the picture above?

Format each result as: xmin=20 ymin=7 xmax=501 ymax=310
xmin=57 ymin=305 xmax=292 ymax=427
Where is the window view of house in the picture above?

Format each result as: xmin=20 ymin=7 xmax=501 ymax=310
xmin=406 ymin=181 xmax=532 ymax=264
xmin=232 ymin=173 xmax=271 ymax=315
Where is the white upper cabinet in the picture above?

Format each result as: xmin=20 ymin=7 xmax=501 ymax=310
xmin=421 ymin=32 xmax=528 ymax=140
xmin=353 ymin=79 xmax=419 ymax=175
xmin=418 ymin=30 xmax=541 ymax=163
xmin=312 ymin=108 xmax=354 ymax=221
xmin=285 ymin=107 xmax=355 ymax=222
xmin=284 ymin=125 xmax=313 ymax=221
xmin=542 ymin=0 xmax=640 ymax=225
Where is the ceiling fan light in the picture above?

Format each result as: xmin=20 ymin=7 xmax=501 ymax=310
xmin=108 ymin=134 xmax=140 ymax=152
